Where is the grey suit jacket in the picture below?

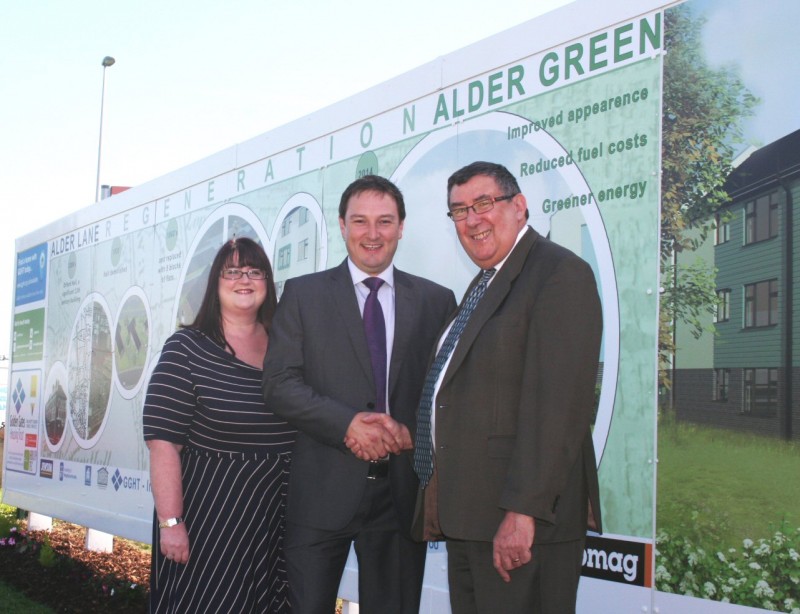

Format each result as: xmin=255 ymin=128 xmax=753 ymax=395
xmin=263 ymin=259 xmax=456 ymax=534
xmin=423 ymin=227 xmax=603 ymax=544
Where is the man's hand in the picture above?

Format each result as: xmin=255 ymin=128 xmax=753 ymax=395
xmin=344 ymin=413 xmax=412 ymax=460
xmin=493 ymin=511 xmax=534 ymax=582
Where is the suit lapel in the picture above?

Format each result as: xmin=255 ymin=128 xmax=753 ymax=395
xmin=330 ymin=259 xmax=374 ymax=387
xmin=388 ymin=269 xmax=416 ymax=398
xmin=442 ymin=227 xmax=538 ymax=387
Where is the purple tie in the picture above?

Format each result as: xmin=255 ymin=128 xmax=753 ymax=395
xmin=363 ymin=277 xmax=387 ymax=413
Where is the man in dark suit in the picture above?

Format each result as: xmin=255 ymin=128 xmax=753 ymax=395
xmin=413 ymin=161 xmax=603 ymax=613
xmin=263 ymin=175 xmax=456 ymax=614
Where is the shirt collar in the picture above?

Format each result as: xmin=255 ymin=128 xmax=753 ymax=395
xmin=347 ymin=258 xmax=395 ymax=289
xmin=491 ymin=225 xmax=529 ymax=274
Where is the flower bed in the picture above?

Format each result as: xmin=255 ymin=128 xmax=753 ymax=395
xmin=0 ymin=517 xmax=150 ymax=613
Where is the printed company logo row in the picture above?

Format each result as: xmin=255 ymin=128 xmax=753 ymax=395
xmin=94 ymin=467 xmax=150 ymax=493
xmin=40 ymin=463 xmax=150 ymax=494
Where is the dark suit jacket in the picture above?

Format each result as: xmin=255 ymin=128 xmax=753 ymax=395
xmin=263 ymin=259 xmax=456 ymax=535
xmin=423 ymin=227 xmax=603 ymax=545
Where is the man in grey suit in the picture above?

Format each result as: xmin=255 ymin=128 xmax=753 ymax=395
xmin=263 ymin=175 xmax=456 ymax=614
xmin=413 ymin=161 xmax=603 ymax=613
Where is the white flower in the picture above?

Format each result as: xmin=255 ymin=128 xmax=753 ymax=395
xmin=743 ymin=538 xmax=754 ymax=549
xmin=654 ymin=565 xmax=672 ymax=582
xmin=749 ymin=562 xmax=762 ymax=570
xmin=716 ymin=551 xmax=727 ymax=563
xmin=789 ymin=548 xmax=799 ymax=562
xmin=753 ymin=579 xmax=774 ymax=599
xmin=755 ymin=542 xmax=771 ymax=556
xmin=703 ymin=582 xmax=716 ymax=597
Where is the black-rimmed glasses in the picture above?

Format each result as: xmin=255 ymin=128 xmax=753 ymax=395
xmin=447 ymin=194 xmax=517 ymax=221
xmin=220 ymin=268 xmax=268 ymax=280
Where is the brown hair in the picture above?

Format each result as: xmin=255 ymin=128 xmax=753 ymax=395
xmin=184 ymin=237 xmax=277 ymax=354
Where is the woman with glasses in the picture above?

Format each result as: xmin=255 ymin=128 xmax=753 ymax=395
xmin=144 ymin=237 xmax=295 ymax=613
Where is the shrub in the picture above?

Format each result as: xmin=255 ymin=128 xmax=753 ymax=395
xmin=38 ymin=534 xmax=57 ymax=568
xmin=656 ymin=519 xmax=800 ymax=612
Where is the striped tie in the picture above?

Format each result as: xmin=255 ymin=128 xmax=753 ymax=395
xmin=413 ymin=268 xmax=496 ymax=488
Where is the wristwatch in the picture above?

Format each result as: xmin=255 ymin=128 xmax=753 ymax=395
xmin=158 ymin=517 xmax=184 ymax=529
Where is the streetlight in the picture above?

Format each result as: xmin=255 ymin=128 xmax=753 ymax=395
xmin=95 ymin=56 xmax=116 ymax=203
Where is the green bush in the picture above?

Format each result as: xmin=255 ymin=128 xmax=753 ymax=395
xmin=0 ymin=500 xmax=21 ymax=538
xmin=656 ymin=517 xmax=800 ymax=612
xmin=38 ymin=534 xmax=57 ymax=568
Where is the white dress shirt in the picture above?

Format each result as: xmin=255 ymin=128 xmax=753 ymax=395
xmin=430 ymin=225 xmax=529 ymax=442
xmin=348 ymin=258 xmax=396 ymax=414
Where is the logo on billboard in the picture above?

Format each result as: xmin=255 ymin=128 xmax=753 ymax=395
xmin=582 ymin=535 xmax=652 ymax=587
xmin=85 ymin=465 xmax=92 ymax=486
xmin=12 ymin=379 xmax=26 ymax=413
xmin=111 ymin=468 xmax=142 ymax=492
xmin=97 ymin=467 xmax=109 ymax=490
xmin=39 ymin=459 xmax=54 ymax=479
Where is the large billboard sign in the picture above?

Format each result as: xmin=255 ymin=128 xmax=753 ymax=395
xmin=5 ymin=0 xmax=798 ymax=612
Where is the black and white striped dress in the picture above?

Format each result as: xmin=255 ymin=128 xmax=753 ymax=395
xmin=143 ymin=328 xmax=295 ymax=613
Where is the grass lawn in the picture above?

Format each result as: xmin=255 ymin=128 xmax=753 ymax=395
xmin=0 ymin=579 xmax=54 ymax=612
xmin=657 ymin=414 xmax=800 ymax=550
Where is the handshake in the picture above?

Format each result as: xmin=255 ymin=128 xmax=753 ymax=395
xmin=344 ymin=412 xmax=413 ymax=461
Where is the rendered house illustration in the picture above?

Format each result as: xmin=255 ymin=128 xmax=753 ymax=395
xmin=673 ymin=129 xmax=800 ymax=440
xmin=273 ymin=205 xmax=318 ymax=300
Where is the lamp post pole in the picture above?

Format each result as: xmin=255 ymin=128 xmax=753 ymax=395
xmin=95 ymin=56 xmax=116 ymax=202
xmin=86 ymin=59 xmax=117 ymax=554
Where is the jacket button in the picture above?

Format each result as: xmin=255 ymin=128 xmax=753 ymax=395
xmin=366 ymin=402 xmax=375 ymax=410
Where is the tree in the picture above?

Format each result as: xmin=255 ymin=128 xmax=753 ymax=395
xmin=659 ymin=3 xmax=758 ymax=387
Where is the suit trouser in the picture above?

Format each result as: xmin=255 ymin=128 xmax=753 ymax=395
xmin=284 ymin=477 xmax=426 ymax=614
xmin=446 ymin=537 xmax=586 ymax=614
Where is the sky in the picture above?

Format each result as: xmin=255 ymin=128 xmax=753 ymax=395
xmin=1 ymin=0 xmax=798 ymax=363
xmin=696 ymin=0 xmax=800 ymax=148
xmin=0 ymin=0 xmax=574 ymax=361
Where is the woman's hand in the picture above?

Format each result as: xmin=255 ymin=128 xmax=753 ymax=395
xmin=159 ymin=521 xmax=190 ymax=564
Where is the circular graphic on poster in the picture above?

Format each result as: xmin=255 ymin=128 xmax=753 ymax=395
xmin=68 ymin=252 xmax=77 ymax=279
xmin=173 ymin=204 xmax=271 ymax=329
xmin=43 ymin=361 xmax=68 ymax=452
xmin=271 ymin=193 xmax=327 ymax=300
xmin=110 ymin=237 xmax=123 ymax=268
xmin=356 ymin=151 xmax=379 ymax=178
xmin=66 ymin=293 xmax=114 ymax=449
xmin=391 ymin=111 xmax=619 ymax=463
xmin=113 ymin=287 xmax=152 ymax=399
xmin=165 ymin=218 xmax=179 ymax=251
